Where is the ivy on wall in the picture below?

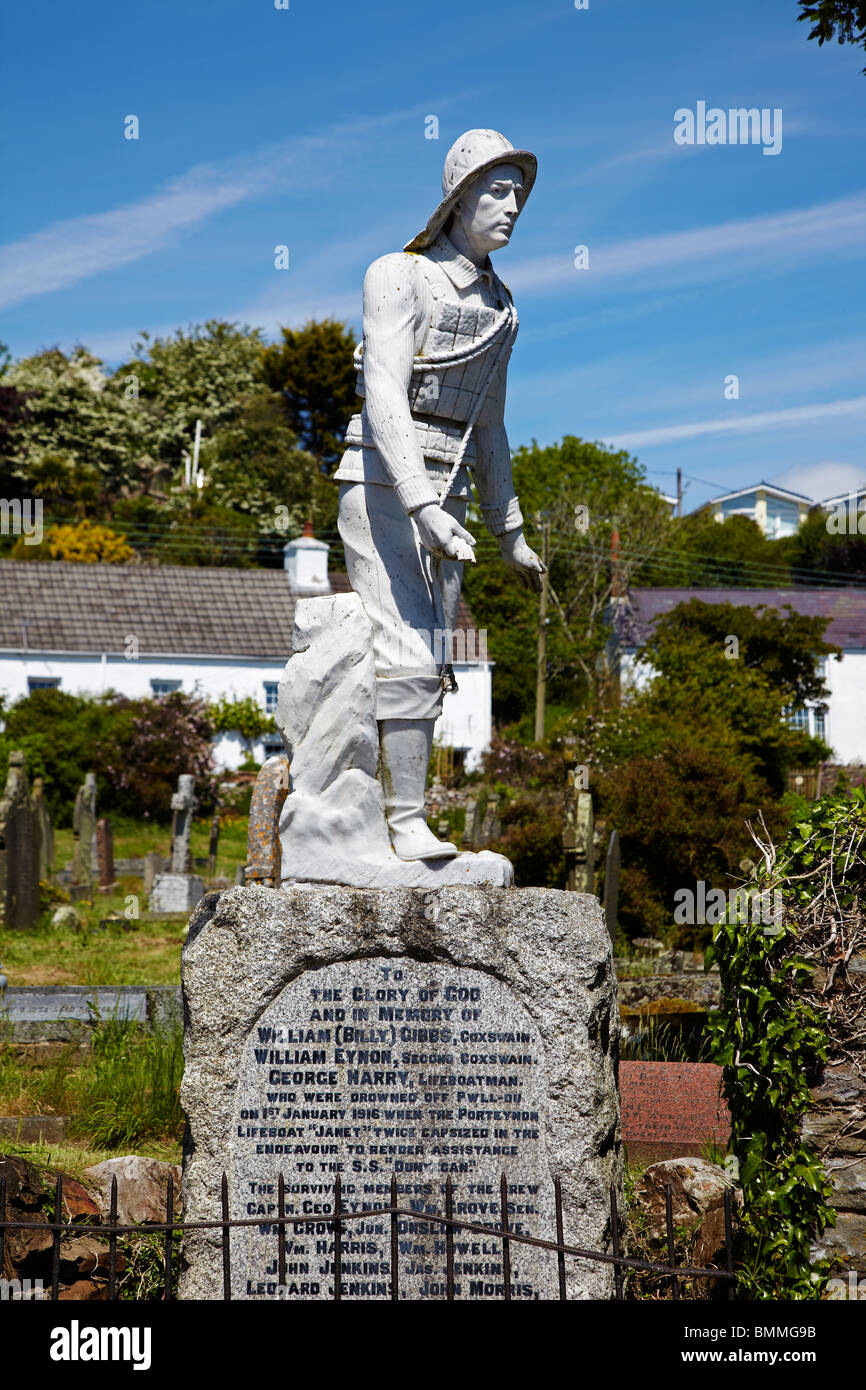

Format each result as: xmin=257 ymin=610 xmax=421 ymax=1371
xmin=706 ymin=786 xmax=866 ymax=1299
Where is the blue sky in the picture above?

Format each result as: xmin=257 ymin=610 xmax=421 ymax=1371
xmin=2 ymin=0 xmax=865 ymax=512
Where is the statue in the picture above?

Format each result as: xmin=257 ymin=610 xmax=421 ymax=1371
xmin=278 ymin=130 xmax=544 ymax=887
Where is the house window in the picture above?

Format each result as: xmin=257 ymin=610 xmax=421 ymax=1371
xmin=28 ymin=677 xmax=61 ymax=692
xmin=813 ymin=707 xmax=827 ymax=739
xmin=264 ymin=682 xmax=279 ymax=715
xmin=151 ymin=679 xmax=181 ymax=698
xmin=786 ymin=706 xmax=809 ymax=731
xmin=262 ymin=734 xmax=284 ymax=760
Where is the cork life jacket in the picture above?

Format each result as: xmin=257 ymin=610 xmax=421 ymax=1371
xmin=345 ymin=253 xmax=518 ymax=469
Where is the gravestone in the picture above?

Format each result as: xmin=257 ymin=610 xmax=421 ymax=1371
xmin=602 ymin=831 xmax=620 ymax=944
xmin=180 ymin=884 xmax=622 ymax=1301
xmin=564 ymin=791 xmax=594 ymax=894
xmin=31 ymin=777 xmax=54 ymax=879
xmin=72 ymin=773 xmax=97 ymax=890
xmin=143 ymin=852 xmax=166 ymax=897
xmin=96 ymin=818 xmax=118 ymax=894
xmin=246 ymin=756 xmax=289 ymax=887
xmin=150 ymin=775 xmax=205 ymax=913
xmin=171 ymin=775 xmax=197 ymax=873
xmin=461 ymin=798 xmax=479 ymax=850
xmin=0 ymin=752 xmax=41 ymax=930
xmin=208 ymin=814 xmax=221 ymax=875
xmin=479 ymin=794 xmax=501 ymax=847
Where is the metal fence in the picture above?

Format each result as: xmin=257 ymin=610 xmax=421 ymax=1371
xmin=0 ymin=1170 xmax=736 ymax=1301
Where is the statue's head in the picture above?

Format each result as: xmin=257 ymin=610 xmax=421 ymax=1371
xmin=448 ymin=161 xmax=526 ymax=256
xmin=404 ymin=129 xmax=536 ymax=255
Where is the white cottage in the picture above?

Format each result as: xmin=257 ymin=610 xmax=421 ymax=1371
xmin=617 ymin=588 xmax=866 ymax=764
xmin=0 ymin=536 xmax=494 ymax=772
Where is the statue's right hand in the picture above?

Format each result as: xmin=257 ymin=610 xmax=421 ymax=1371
xmin=412 ymin=504 xmax=477 ymax=563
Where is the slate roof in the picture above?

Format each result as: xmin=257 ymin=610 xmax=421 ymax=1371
xmin=624 ymin=588 xmax=866 ymax=649
xmin=0 ymin=561 xmax=476 ymax=659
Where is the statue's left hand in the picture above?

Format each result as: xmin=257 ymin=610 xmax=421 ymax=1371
xmin=498 ymin=530 xmax=546 ymax=593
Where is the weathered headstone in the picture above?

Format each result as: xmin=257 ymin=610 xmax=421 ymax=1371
xmin=150 ymin=775 xmax=205 ymax=913
xmin=479 ymin=794 xmax=501 ymax=847
xmin=72 ymin=773 xmax=97 ymax=889
xmin=0 ymin=752 xmax=41 ymax=930
xmin=96 ymin=818 xmax=118 ymax=895
xmin=171 ymin=775 xmax=197 ymax=874
xmin=208 ymin=814 xmax=221 ymax=875
xmin=564 ymin=791 xmax=594 ymax=894
xmin=246 ymin=756 xmax=289 ymax=888
xmin=461 ymin=797 xmax=479 ymax=850
xmin=31 ymin=777 xmax=54 ymax=879
xmin=143 ymin=852 xmax=166 ymax=897
xmin=602 ymin=830 xmax=620 ymax=944
xmin=180 ymin=884 xmax=623 ymax=1301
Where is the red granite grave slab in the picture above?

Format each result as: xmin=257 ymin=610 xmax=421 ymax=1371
xmin=620 ymin=1061 xmax=730 ymax=1164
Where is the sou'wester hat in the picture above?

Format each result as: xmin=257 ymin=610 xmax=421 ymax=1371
xmin=404 ymin=128 xmax=537 ymax=253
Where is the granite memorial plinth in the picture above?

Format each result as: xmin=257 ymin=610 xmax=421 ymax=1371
xmin=180 ymin=883 xmax=622 ymax=1300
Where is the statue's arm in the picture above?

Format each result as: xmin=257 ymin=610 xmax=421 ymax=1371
xmin=361 ymin=254 xmax=440 ymax=515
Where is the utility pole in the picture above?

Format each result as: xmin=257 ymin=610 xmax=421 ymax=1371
xmin=533 ymin=521 xmax=551 ymax=743
xmin=676 ymin=467 xmax=682 ymax=517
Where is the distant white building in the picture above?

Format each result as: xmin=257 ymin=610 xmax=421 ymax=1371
xmin=0 ymin=536 xmax=493 ymax=772
xmin=698 ymin=482 xmax=813 ymax=538
xmin=616 ymin=588 xmax=866 ymax=764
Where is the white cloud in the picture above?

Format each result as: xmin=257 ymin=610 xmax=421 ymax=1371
xmin=0 ymin=106 xmax=428 ymax=312
xmin=506 ymin=192 xmax=866 ymax=296
xmin=609 ymin=395 xmax=866 ymax=448
xmin=772 ymin=461 xmax=866 ymax=503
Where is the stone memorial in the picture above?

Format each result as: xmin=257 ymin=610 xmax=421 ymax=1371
xmin=602 ymin=830 xmax=620 ymax=944
xmin=143 ymin=851 xmax=166 ymax=897
xmin=208 ymin=813 xmax=221 ymax=875
xmin=150 ymin=775 xmax=205 ymax=913
xmin=72 ymin=772 xmax=97 ymax=892
xmin=31 ymin=776 xmax=54 ymax=879
xmin=246 ymin=755 xmax=289 ymax=887
xmin=182 ymin=130 xmax=624 ymax=1300
xmin=180 ymin=884 xmax=621 ymax=1300
xmin=564 ymin=789 xmax=594 ymax=894
xmin=479 ymin=793 xmax=502 ymax=847
xmin=96 ymin=817 xmax=118 ymax=894
xmin=0 ymin=752 xmax=41 ymax=930
xmin=461 ymin=797 xmax=480 ymax=850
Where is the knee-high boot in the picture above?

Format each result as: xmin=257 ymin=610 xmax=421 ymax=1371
xmin=378 ymin=717 xmax=458 ymax=861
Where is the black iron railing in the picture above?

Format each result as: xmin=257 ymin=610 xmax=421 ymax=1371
xmin=0 ymin=1171 xmax=736 ymax=1301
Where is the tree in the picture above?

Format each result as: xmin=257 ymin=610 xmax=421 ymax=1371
xmin=4 ymin=348 xmax=143 ymax=498
xmin=798 ymin=1 xmax=866 ymax=71
xmin=786 ymin=504 xmax=866 ymax=582
xmin=567 ymin=598 xmax=839 ymax=941
xmin=645 ymin=512 xmax=793 ymax=588
xmin=199 ymin=389 xmax=334 ymax=541
xmin=260 ymin=319 xmax=359 ymax=470
xmin=114 ymin=320 xmax=266 ymax=479
xmin=463 ymin=435 xmax=673 ymax=724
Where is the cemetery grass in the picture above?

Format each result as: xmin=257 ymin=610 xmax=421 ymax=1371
xmin=0 ymin=1017 xmax=184 ymax=1153
xmin=1 ymin=813 xmax=249 ymax=986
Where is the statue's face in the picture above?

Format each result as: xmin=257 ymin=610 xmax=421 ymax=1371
xmin=452 ymin=162 xmax=525 ymax=254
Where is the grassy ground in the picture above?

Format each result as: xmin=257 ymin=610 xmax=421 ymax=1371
xmin=0 ymin=813 xmax=249 ymax=986
xmin=0 ymin=1017 xmax=184 ymax=1149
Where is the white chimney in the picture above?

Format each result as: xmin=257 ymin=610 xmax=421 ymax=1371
xmin=283 ymin=521 xmax=331 ymax=593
